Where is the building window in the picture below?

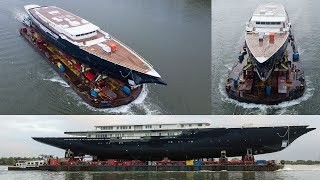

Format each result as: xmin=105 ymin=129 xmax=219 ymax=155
xmin=159 ymin=125 xmax=162 ymax=128
xmin=181 ymin=124 xmax=184 ymax=128
xmin=256 ymin=22 xmax=261 ymax=24
xmin=261 ymin=22 xmax=266 ymax=25
xmin=198 ymin=124 xmax=202 ymax=127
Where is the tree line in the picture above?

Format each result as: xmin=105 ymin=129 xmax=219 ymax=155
xmin=284 ymin=160 xmax=320 ymax=165
xmin=0 ymin=157 xmax=40 ymax=165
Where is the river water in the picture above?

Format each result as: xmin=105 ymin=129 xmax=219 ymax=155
xmin=1 ymin=165 xmax=320 ymax=180
xmin=0 ymin=0 xmax=211 ymax=115
xmin=212 ymin=0 xmax=320 ymax=114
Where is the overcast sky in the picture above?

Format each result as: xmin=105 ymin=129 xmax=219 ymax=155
xmin=0 ymin=115 xmax=319 ymax=161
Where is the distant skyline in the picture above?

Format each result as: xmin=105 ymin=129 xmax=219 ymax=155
xmin=0 ymin=115 xmax=319 ymax=161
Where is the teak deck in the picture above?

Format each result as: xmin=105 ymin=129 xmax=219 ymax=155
xmin=245 ymin=32 xmax=288 ymax=58
xmin=83 ymin=38 xmax=149 ymax=74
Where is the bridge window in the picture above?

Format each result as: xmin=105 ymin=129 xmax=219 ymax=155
xmin=168 ymin=132 xmax=174 ymax=136
xmin=256 ymin=22 xmax=281 ymax=25
xmin=75 ymin=31 xmax=96 ymax=37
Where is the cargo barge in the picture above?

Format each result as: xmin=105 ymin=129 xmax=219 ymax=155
xmin=8 ymin=163 xmax=284 ymax=172
xmin=20 ymin=25 xmax=142 ymax=108
xmin=226 ymin=4 xmax=305 ymax=105
xmin=8 ymin=156 xmax=284 ymax=171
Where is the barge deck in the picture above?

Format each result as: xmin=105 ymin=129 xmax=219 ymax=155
xmin=20 ymin=26 xmax=142 ymax=108
xmin=8 ymin=164 xmax=283 ymax=172
xmin=226 ymin=35 xmax=305 ymax=105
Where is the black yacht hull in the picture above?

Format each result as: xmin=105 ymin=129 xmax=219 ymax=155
xmin=33 ymin=126 xmax=314 ymax=161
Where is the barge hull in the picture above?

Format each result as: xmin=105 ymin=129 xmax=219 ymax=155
xmin=226 ymin=36 xmax=305 ymax=105
xmin=9 ymin=164 xmax=284 ymax=172
xmin=20 ymin=26 xmax=142 ymax=108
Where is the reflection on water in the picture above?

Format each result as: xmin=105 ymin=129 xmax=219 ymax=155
xmin=2 ymin=165 xmax=320 ymax=180
xmin=0 ymin=170 xmax=256 ymax=180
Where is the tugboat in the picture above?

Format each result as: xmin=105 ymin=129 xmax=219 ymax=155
xmin=8 ymin=160 xmax=45 ymax=170
xmin=32 ymin=123 xmax=314 ymax=161
xmin=226 ymin=4 xmax=305 ymax=104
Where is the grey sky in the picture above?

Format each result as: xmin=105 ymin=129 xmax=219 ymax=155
xmin=0 ymin=115 xmax=319 ymax=161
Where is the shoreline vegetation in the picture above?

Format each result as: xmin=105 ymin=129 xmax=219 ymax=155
xmin=0 ymin=157 xmax=320 ymax=166
xmin=284 ymin=160 xmax=320 ymax=165
xmin=0 ymin=157 xmax=41 ymax=165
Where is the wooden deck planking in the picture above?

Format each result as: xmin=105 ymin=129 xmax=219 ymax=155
xmin=82 ymin=40 xmax=149 ymax=73
xmin=245 ymin=32 xmax=288 ymax=58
